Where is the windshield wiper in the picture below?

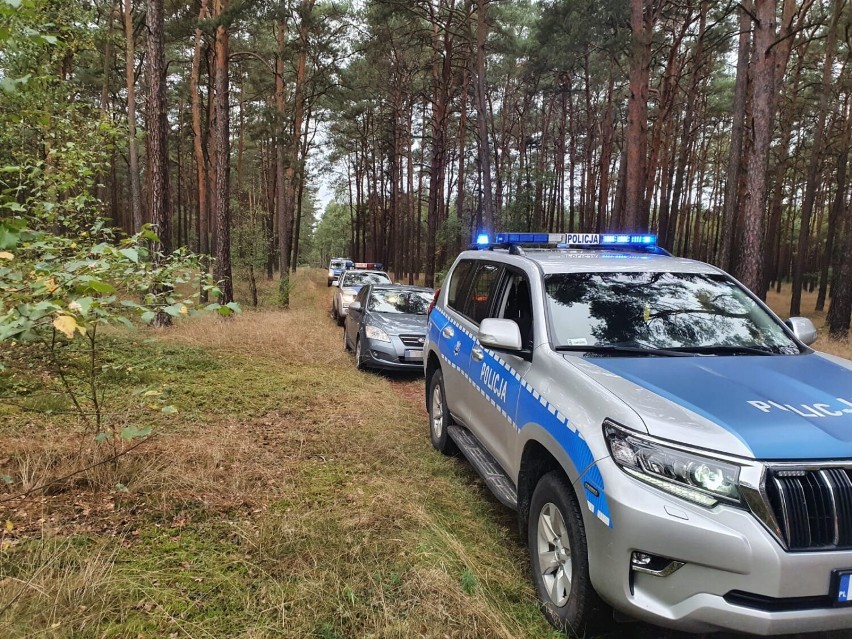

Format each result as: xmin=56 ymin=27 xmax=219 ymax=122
xmin=669 ymin=345 xmax=778 ymax=356
xmin=554 ymin=344 xmax=691 ymax=357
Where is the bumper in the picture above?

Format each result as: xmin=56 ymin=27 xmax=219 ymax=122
xmin=359 ymin=335 xmax=424 ymax=371
xmin=589 ymin=458 xmax=852 ymax=634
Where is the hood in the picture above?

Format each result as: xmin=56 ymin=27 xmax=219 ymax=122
xmin=580 ymin=352 xmax=852 ymax=460
xmin=370 ymin=312 xmax=428 ymax=335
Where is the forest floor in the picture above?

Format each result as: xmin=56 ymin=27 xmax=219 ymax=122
xmin=0 ymin=269 xmax=850 ymax=639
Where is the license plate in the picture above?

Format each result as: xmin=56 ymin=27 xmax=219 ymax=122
xmin=404 ymin=349 xmax=423 ymax=361
xmin=832 ymin=570 xmax=852 ymax=605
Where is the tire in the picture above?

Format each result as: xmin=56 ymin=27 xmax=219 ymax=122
xmin=336 ymin=306 xmax=345 ymax=327
xmin=427 ymin=369 xmax=457 ymax=455
xmin=331 ymin=302 xmax=339 ymax=323
xmin=354 ymin=336 xmax=365 ymax=370
xmin=528 ymin=471 xmax=606 ymax=635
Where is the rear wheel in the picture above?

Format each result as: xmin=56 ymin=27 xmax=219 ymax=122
xmin=427 ymin=369 xmax=457 ymax=455
xmin=336 ymin=306 xmax=345 ymax=327
xmin=528 ymin=471 xmax=605 ymax=635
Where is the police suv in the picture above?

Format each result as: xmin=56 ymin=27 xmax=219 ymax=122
xmin=424 ymin=232 xmax=852 ymax=635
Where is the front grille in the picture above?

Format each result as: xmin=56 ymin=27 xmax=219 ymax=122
xmin=399 ymin=334 xmax=425 ymax=347
xmin=765 ymin=467 xmax=852 ymax=550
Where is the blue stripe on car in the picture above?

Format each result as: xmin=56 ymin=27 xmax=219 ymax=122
xmin=431 ymin=307 xmax=612 ymax=527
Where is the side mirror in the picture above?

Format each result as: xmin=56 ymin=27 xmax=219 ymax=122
xmin=478 ymin=318 xmax=522 ymax=351
xmin=785 ymin=317 xmax=817 ymax=345
xmin=349 ymin=301 xmax=362 ymax=313
xmin=332 ymin=280 xmax=339 ymax=287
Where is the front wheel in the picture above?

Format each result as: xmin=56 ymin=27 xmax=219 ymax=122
xmin=528 ymin=471 xmax=605 ymax=635
xmin=427 ymin=369 xmax=457 ymax=455
xmin=354 ymin=336 xmax=365 ymax=370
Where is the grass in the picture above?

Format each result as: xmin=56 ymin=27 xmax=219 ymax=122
xmin=2 ymin=271 xmax=850 ymax=639
xmin=0 ymin=269 xmax=564 ymax=639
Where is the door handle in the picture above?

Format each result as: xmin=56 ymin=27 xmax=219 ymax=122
xmin=472 ymin=346 xmax=484 ymax=361
xmin=442 ymin=325 xmax=455 ymax=339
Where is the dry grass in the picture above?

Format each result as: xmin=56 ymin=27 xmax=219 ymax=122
xmin=4 ymin=271 xmax=851 ymax=639
xmin=0 ymin=268 xmax=562 ymax=639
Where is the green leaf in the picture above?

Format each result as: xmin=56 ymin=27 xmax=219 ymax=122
xmin=120 ymin=425 xmax=152 ymax=441
xmin=95 ymin=432 xmax=112 ymax=443
xmin=0 ymin=224 xmax=20 ymax=249
xmin=161 ymin=405 xmax=178 ymax=414
xmin=163 ymin=303 xmax=183 ymax=317
xmin=140 ymin=311 xmax=156 ymax=324
xmin=86 ymin=280 xmax=115 ymax=294
xmin=119 ymin=248 xmax=139 ymax=263
xmin=115 ymin=482 xmax=129 ymax=493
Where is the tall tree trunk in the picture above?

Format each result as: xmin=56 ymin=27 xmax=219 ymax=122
xmin=275 ymin=19 xmax=289 ymax=303
xmin=734 ymin=0 xmax=778 ymax=295
xmin=124 ymin=0 xmax=143 ymax=233
xmin=826 ymin=141 xmax=852 ymax=338
xmin=623 ymin=0 xmax=656 ymax=232
xmin=145 ymin=0 xmax=171 ymax=254
xmin=719 ymin=5 xmax=751 ymax=271
xmin=190 ymin=0 xmax=210 ymax=256
xmin=212 ymin=0 xmax=232 ymax=303
xmin=790 ymin=0 xmax=840 ymax=315
xmin=473 ymin=0 xmax=494 ymax=235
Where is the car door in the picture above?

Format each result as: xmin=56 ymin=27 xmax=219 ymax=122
xmin=345 ymin=285 xmax=369 ymax=349
xmin=466 ymin=268 xmax=535 ymax=473
xmin=432 ymin=259 xmax=477 ymax=425
xmin=448 ymin=261 xmax=504 ymax=438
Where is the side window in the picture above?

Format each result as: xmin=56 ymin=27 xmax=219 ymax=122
xmin=463 ymin=263 xmax=502 ymax=325
xmin=447 ymin=260 xmax=475 ymax=313
xmin=497 ymin=271 xmax=534 ymax=349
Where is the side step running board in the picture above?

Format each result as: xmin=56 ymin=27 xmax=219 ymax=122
xmin=447 ymin=424 xmax=518 ymax=510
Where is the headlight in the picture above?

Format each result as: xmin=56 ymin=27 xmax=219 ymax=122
xmin=604 ymin=421 xmax=742 ymax=508
xmin=365 ymin=325 xmax=390 ymax=342
xmin=342 ymin=292 xmax=356 ymax=303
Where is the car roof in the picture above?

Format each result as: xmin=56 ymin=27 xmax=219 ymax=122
xmin=455 ymin=248 xmax=722 ymax=275
xmin=342 ymin=269 xmax=387 ymax=275
xmin=369 ymin=284 xmax=432 ymax=292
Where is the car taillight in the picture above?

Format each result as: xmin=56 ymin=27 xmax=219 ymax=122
xmin=427 ymin=288 xmax=440 ymax=316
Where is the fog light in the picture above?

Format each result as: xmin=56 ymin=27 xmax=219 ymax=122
xmin=631 ymin=552 xmax=652 ymax=567
xmin=630 ymin=551 xmax=685 ymax=577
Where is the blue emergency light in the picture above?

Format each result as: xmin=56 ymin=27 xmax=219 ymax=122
xmin=475 ymin=233 xmax=491 ymax=247
xmin=490 ymin=232 xmax=657 ymax=248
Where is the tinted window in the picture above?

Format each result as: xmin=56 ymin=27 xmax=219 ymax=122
xmin=463 ymin=263 xmax=501 ymax=324
xmin=340 ymin=271 xmax=392 ymax=287
xmin=545 ymin=272 xmax=799 ymax=354
xmin=497 ymin=271 xmax=534 ymax=349
xmin=369 ymin=290 xmax=433 ymax=315
xmin=447 ymin=260 xmax=474 ymax=313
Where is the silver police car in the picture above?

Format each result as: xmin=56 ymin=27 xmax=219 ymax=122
xmin=424 ymin=232 xmax=852 ymax=635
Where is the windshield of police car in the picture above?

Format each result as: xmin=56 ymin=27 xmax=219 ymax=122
xmin=545 ymin=272 xmax=800 ymax=354
xmin=369 ymin=289 xmax=432 ymax=315
xmin=341 ymin=271 xmax=391 ymax=287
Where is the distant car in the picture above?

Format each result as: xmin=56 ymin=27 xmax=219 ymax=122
xmin=327 ymin=257 xmax=354 ymax=286
xmin=332 ymin=269 xmax=391 ymax=325
xmin=344 ymin=285 xmax=434 ymax=371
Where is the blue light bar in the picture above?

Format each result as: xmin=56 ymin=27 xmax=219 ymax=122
xmin=600 ymin=234 xmax=657 ymax=247
xmin=475 ymin=233 xmax=491 ymax=246
xmin=493 ymin=232 xmax=657 ymax=248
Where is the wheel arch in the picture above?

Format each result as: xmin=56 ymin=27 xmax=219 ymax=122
xmin=516 ymin=432 xmax=582 ymax=540
xmin=425 ymin=351 xmax=441 ymax=410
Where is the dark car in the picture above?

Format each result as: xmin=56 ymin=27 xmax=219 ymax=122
xmin=344 ymin=285 xmax=434 ymax=371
